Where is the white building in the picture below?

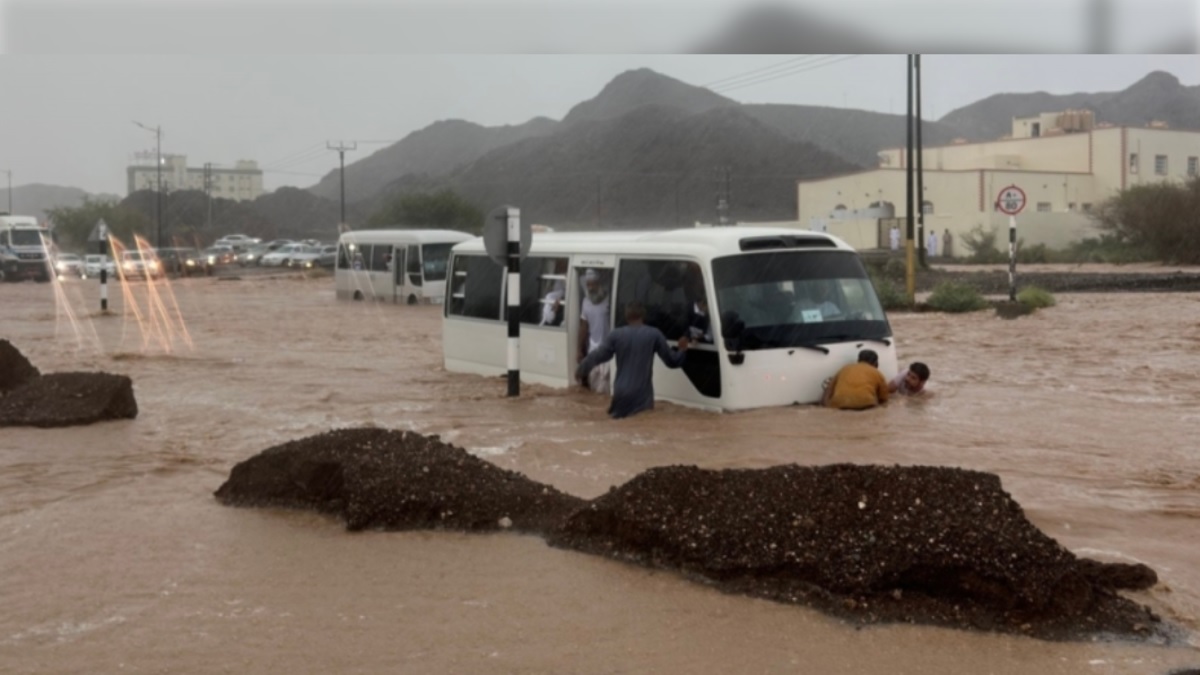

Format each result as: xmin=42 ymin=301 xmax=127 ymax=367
xmin=127 ymin=153 xmax=264 ymax=202
xmin=797 ymin=110 xmax=1200 ymax=255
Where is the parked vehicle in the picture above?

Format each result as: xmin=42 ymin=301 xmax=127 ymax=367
xmin=260 ymin=243 xmax=311 ymax=267
xmin=286 ymin=245 xmax=324 ymax=268
xmin=315 ymin=244 xmax=338 ymax=269
xmin=262 ymin=239 xmax=294 ymax=251
xmin=120 ymin=249 xmax=163 ymax=280
xmin=53 ymin=253 xmax=85 ymax=278
xmin=237 ymin=244 xmax=270 ymax=266
xmin=83 ymin=254 xmax=116 ymax=278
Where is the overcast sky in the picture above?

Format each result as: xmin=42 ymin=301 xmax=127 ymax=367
xmin=2 ymin=53 xmax=1196 ymax=196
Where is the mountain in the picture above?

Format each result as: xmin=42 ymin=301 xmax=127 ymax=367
xmin=561 ymin=68 xmax=737 ymax=126
xmin=5 ymin=184 xmax=120 ymax=222
xmin=251 ymin=187 xmax=362 ymax=240
xmin=366 ymin=104 xmax=859 ymax=229
xmin=744 ymin=105 xmax=963 ymax=167
xmin=938 ymin=71 xmax=1200 ymax=141
xmin=308 ymin=117 xmax=559 ymax=203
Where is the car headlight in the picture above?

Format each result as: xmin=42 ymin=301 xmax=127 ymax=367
xmin=186 ymin=259 xmax=195 ymax=266
xmin=124 ymin=262 xmax=134 ymax=270
xmin=207 ymin=256 xmax=216 ymax=264
xmin=56 ymin=262 xmax=67 ymax=270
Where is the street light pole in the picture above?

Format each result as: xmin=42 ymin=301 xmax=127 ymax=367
xmin=134 ymin=121 xmax=163 ymax=248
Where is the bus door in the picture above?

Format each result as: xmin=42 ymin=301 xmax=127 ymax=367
xmin=404 ymin=245 xmax=422 ymax=304
xmin=570 ymin=254 xmax=616 ymax=387
xmin=391 ymin=246 xmax=406 ymax=304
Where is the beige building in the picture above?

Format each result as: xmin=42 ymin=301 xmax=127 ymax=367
xmin=798 ymin=110 xmax=1200 ymax=255
xmin=127 ymin=154 xmax=264 ymax=202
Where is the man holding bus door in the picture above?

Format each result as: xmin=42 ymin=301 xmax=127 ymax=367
xmin=577 ymin=301 xmax=689 ymax=419
xmin=578 ymin=269 xmax=613 ymax=394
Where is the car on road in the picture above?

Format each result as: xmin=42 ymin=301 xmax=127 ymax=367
xmin=83 ymin=254 xmax=116 ymax=278
xmin=314 ymin=244 xmax=338 ymax=269
xmin=158 ymin=247 xmax=211 ymax=276
xmin=202 ymin=246 xmax=238 ymax=267
xmin=53 ymin=253 xmax=85 ymax=279
xmin=120 ymin=250 xmax=163 ymax=280
xmin=260 ymin=243 xmax=312 ymax=267
xmin=237 ymin=244 xmax=270 ymax=266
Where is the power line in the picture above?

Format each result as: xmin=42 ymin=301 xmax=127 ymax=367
xmin=702 ymin=55 xmax=833 ymax=89
xmin=261 ymin=142 xmax=325 ymax=168
xmin=712 ymin=55 xmax=862 ymax=94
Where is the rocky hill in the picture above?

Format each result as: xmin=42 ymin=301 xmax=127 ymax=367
xmin=366 ymin=104 xmax=858 ymax=228
xmin=6 ymin=184 xmax=120 ymax=222
xmin=938 ymin=71 xmax=1200 ymax=141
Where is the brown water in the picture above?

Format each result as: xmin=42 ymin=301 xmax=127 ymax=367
xmin=3 ymin=274 xmax=1199 ymax=674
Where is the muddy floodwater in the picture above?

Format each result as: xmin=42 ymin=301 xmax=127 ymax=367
xmin=2 ymin=272 xmax=1199 ymax=674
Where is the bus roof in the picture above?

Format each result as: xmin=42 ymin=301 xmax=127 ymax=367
xmin=0 ymin=215 xmax=43 ymax=229
xmin=451 ymin=227 xmax=856 ymax=258
xmin=337 ymin=229 xmax=474 ymax=246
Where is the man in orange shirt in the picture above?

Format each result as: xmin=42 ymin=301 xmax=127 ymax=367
xmin=822 ymin=349 xmax=889 ymax=410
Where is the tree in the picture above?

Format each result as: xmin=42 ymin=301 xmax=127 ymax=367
xmin=366 ymin=189 xmax=485 ymax=234
xmin=1092 ymin=177 xmax=1200 ymax=264
xmin=45 ymin=197 xmax=154 ymax=251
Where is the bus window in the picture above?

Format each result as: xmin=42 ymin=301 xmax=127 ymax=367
xmin=448 ymin=255 xmax=503 ymax=320
xmin=422 ymin=243 xmax=454 ymax=282
xmin=337 ymin=244 xmax=351 ymax=270
xmin=369 ymin=244 xmax=391 ymax=271
xmin=519 ymin=257 xmax=568 ymax=326
xmin=615 ymin=259 xmax=703 ymax=340
xmin=407 ymin=245 xmax=422 ymax=287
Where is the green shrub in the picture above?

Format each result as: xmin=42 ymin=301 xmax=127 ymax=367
xmin=870 ymin=271 xmax=909 ymax=311
xmin=1016 ymin=285 xmax=1056 ymax=309
xmin=961 ymin=226 xmax=1007 ymax=264
xmin=926 ymin=281 xmax=989 ymax=313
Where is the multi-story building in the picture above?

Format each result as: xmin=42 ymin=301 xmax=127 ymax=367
xmin=127 ymin=154 xmax=264 ymax=202
xmin=797 ymin=110 xmax=1200 ymax=255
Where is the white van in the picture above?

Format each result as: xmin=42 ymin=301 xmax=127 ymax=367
xmin=0 ymin=215 xmax=54 ymax=282
xmin=442 ymin=227 xmax=896 ymax=412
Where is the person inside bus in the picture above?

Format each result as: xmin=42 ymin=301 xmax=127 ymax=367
xmin=576 ymin=301 xmax=690 ymax=419
xmin=539 ymin=259 xmax=568 ymax=326
xmin=687 ymin=295 xmax=713 ymax=343
xmin=578 ymin=269 xmax=612 ymax=394
xmin=889 ymin=361 xmax=931 ymax=396
xmin=821 ymin=349 xmax=889 ymax=410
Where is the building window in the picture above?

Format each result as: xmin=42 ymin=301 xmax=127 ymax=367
xmin=1129 ymin=153 xmax=1139 ymax=174
xmin=1081 ymin=203 xmax=1093 ymax=213
xmin=1188 ymin=157 xmax=1198 ymax=177
xmin=1068 ymin=202 xmax=1077 ymax=211
xmin=1155 ymin=155 xmax=1168 ymax=175
xmin=1036 ymin=202 xmax=1051 ymax=213
xmin=921 ymin=200 xmax=934 ymax=215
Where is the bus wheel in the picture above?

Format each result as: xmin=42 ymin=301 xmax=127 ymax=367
xmin=353 ymin=290 xmax=364 ymax=301
xmin=406 ymin=294 xmax=418 ymax=305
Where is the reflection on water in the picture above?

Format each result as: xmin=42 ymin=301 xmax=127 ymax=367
xmin=1 ymin=277 xmax=1198 ymax=672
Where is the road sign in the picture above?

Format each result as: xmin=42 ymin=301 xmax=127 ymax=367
xmin=996 ymin=185 xmax=1026 ymax=216
xmin=87 ymin=218 xmax=109 ymax=243
xmin=483 ymin=205 xmax=530 ymax=266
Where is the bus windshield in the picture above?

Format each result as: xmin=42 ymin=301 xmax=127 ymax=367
xmin=422 ymin=243 xmax=454 ymax=281
xmin=9 ymin=229 xmax=47 ymax=247
xmin=711 ymin=250 xmax=891 ymax=350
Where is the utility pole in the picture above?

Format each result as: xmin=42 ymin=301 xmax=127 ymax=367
xmin=715 ymin=165 xmax=732 ymax=226
xmin=204 ymin=163 xmax=214 ymax=231
xmin=327 ymin=141 xmax=357 ymax=230
xmin=905 ymin=55 xmax=916 ymax=304
xmin=133 ymin=121 xmax=163 ymax=248
xmin=916 ymin=54 xmax=926 ymax=268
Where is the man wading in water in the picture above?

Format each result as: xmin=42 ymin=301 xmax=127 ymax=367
xmin=576 ymin=301 xmax=689 ymax=419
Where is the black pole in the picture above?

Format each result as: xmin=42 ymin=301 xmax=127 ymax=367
xmin=905 ymin=55 xmax=915 ymax=302
xmin=505 ymin=207 xmax=521 ymax=396
xmin=916 ymin=54 xmax=926 ymax=267
xmin=99 ymin=222 xmax=108 ymax=312
xmin=156 ymin=128 xmax=162 ymax=249
xmin=339 ymin=150 xmax=346 ymax=226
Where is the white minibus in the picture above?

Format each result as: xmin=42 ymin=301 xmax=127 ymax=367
xmin=442 ymin=227 xmax=897 ymax=412
xmin=335 ymin=229 xmax=474 ymax=304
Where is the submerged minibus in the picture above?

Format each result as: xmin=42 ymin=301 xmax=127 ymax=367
xmin=441 ymin=227 xmax=897 ymax=412
xmin=335 ymin=229 xmax=474 ymax=304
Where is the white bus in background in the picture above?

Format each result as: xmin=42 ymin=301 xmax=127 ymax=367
xmin=0 ymin=215 xmax=55 ymax=283
xmin=442 ymin=227 xmax=897 ymax=412
xmin=335 ymin=229 xmax=474 ymax=305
